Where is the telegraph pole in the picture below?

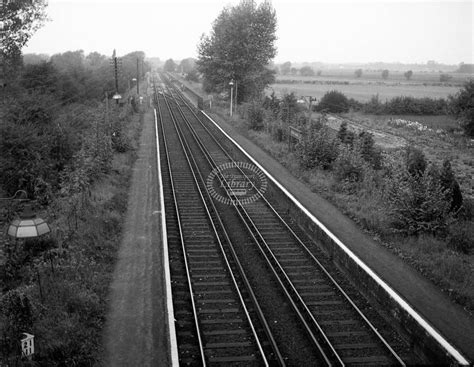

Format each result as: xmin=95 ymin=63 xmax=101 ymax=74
xmin=110 ymin=49 xmax=122 ymax=104
xmin=306 ymin=96 xmax=316 ymax=124
xmin=113 ymin=50 xmax=119 ymax=95
xmin=136 ymin=58 xmax=140 ymax=95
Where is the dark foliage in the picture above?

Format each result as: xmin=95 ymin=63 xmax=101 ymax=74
xmin=316 ymin=90 xmax=350 ymax=113
xmin=363 ymin=95 xmax=448 ymax=115
xmin=296 ymin=124 xmax=339 ymax=170
xmin=405 ymin=146 xmax=427 ymax=177
xmin=357 ymin=131 xmax=382 ymax=169
xmin=337 ymin=121 xmax=355 ymax=146
xmin=448 ymin=79 xmax=474 ymax=137
xmin=439 ymin=159 xmax=463 ymax=212
xmin=197 ymin=0 xmax=277 ymax=103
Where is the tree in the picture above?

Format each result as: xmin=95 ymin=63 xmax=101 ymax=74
xmin=1 ymin=0 xmax=48 ymax=80
xmin=404 ymin=70 xmax=413 ymax=80
xmin=197 ymin=0 xmax=277 ymax=103
xmin=179 ymin=58 xmax=196 ymax=74
xmin=381 ymin=69 xmax=389 ymax=79
xmin=0 ymin=0 xmax=48 ymax=53
xmin=280 ymin=61 xmax=291 ymax=75
xmin=316 ymin=90 xmax=350 ymax=113
xmin=20 ymin=61 xmax=59 ymax=93
xmin=449 ymin=79 xmax=474 ymax=137
xmin=185 ymin=68 xmax=200 ymax=83
xmin=354 ymin=68 xmax=363 ymax=78
xmin=300 ymin=66 xmax=315 ymax=76
xmin=164 ymin=58 xmax=177 ymax=72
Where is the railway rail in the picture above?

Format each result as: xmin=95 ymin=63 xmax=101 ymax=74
xmin=156 ymin=83 xmax=284 ymax=366
xmin=155 ymin=73 xmax=421 ymax=366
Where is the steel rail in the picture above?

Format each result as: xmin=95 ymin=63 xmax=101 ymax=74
xmin=165 ymin=84 xmax=334 ymax=366
xmin=166 ymin=86 xmax=287 ymax=366
xmin=156 ymin=91 xmax=207 ymax=366
xmin=165 ymin=77 xmax=406 ymax=366
xmin=160 ymin=87 xmax=270 ymax=366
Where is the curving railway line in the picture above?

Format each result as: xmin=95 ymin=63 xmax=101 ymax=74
xmin=154 ymin=73 xmax=422 ymax=366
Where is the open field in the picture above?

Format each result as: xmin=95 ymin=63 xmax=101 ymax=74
xmin=270 ymin=80 xmax=463 ymax=102
xmin=278 ymin=70 xmax=472 ymax=85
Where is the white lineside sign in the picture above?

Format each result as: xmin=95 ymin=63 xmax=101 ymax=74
xmin=21 ymin=333 xmax=34 ymax=359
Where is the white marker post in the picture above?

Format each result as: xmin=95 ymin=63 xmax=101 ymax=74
xmin=21 ymin=333 xmax=34 ymax=360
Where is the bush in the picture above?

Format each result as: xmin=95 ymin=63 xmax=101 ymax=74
xmin=245 ymin=101 xmax=265 ymax=130
xmin=440 ymin=74 xmax=453 ymax=82
xmin=404 ymin=145 xmax=427 ymax=177
xmin=353 ymin=132 xmax=381 ymax=169
xmin=448 ymin=79 xmax=474 ymax=137
xmin=316 ymin=90 xmax=350 ymax=113
xmin=439 ymin=159 xmax=463 ymax=212
xmin=333 ymin=144 xmax=367 ymax=186
xmin=337 ymin=121 xmax=355 ymax=146
xmin=385 ymin=161 xmax=452 ymax=235
xmin=363 ymin=95 xmax=447 ymax=115
xmin=296 ymin=124 xmax=339 ymax=170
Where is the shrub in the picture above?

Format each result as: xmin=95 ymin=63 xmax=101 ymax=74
xmin=363 ymin=95 xmax=447 ymax=115
xmin=0 ymin=289 xmax=35 ymax=362
xmin=337 ymin=121 xmax=355 ymax=146
xmin=245 ymin=101 xmax=265 ymax=130
xmin=440 ymin=73 xmax=453 ymax=82
xmin=316 ymin=90 xmax=350 ymax=113
xmin=363 ymin=94 xmax=384 ymax=114
xmin=405 ymin=145 xmax=427 ymax=177
xmin=448 ymin=79 xmax=474 ymax=137
xmin=439 ymin=159 xmax=463 ymax=212
xmin=385 ymin=161 xmax=451 ymax=235
xmin=357 ymin=131 xmax=382 ymax=169
xmin=296 ymin=124 xmax=339 ymax=170
xmin=333 ymin=144 xmax=367 ymax=185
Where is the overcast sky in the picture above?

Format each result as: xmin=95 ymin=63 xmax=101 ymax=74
xmin=23 ymin=0 xmax=473 ymax=65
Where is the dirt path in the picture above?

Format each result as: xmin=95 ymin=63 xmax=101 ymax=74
xmin=102 ymin=109 xmax=170 ymax=366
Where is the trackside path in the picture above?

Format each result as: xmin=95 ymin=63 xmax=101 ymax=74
xmin=103 ymin=109 xmax=170 ymax=366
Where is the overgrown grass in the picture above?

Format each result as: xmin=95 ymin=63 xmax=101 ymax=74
xmin=209 ymin=106 xmax=474 ymax=314
xmin=0 ymin=105 xmax=143 ymax=365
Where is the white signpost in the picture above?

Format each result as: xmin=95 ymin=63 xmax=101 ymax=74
xmin=21 ymin=333 xmax=34 ymax=360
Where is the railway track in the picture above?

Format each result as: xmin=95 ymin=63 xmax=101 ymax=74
xmin=155 ymin=74 xmax=419 ymax=366
xmin=155 ymin=85 xmax=283 ymax=366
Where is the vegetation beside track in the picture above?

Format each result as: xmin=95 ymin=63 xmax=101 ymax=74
xmin=195 ymin=85 xmax=474 ymax=315
xmin=0 ymin=50 xmax=149 ymax=364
